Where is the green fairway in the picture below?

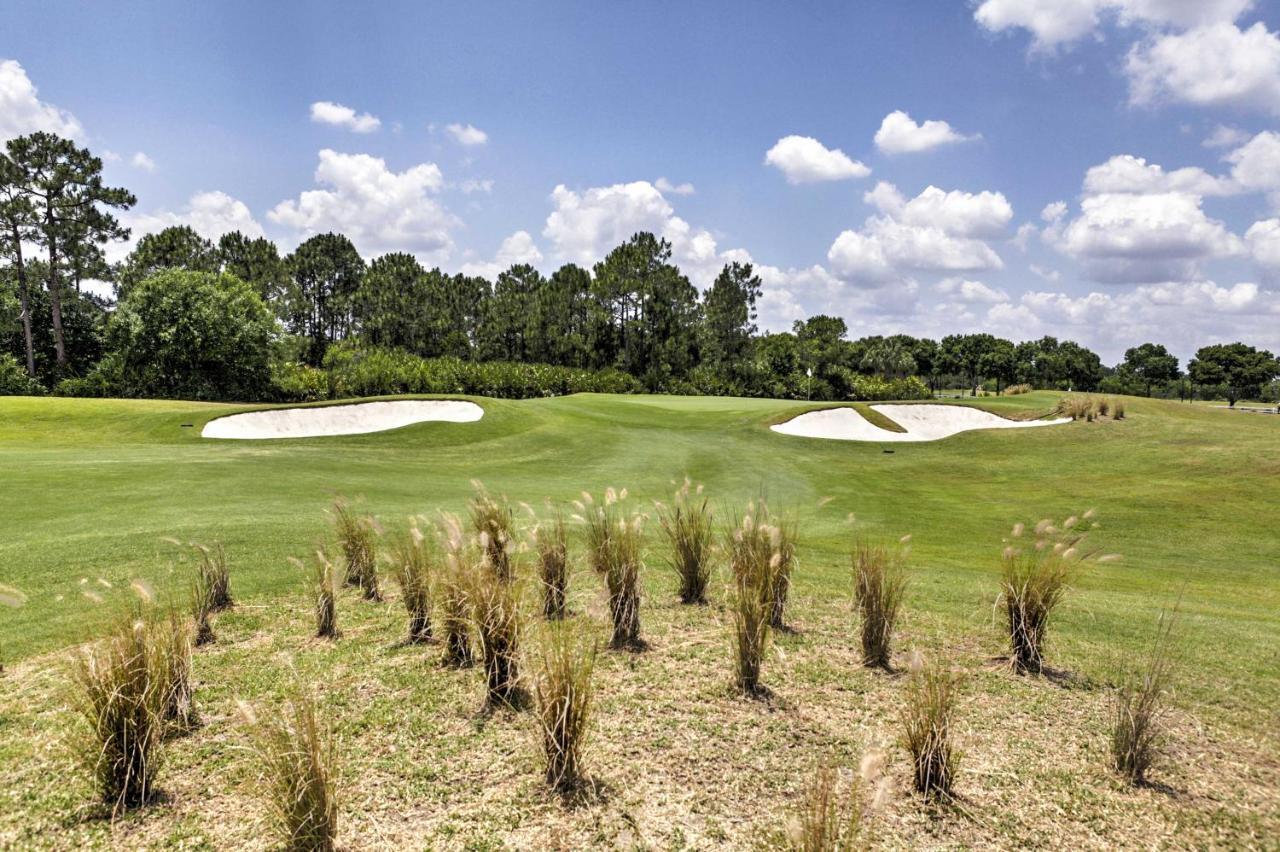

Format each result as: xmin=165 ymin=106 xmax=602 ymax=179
xmin=1 ymin=391 xmax=1277 ymax=846
xmin=3 ymin=391 xmax=1277 ymax=717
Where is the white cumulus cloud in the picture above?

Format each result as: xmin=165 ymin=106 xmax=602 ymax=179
xmin=1127 ymin=22 xmax=1280 ymax=114
xmin=459 ymin=230 xmax=543 ymax=279
xmin=269 ymin=149 xmax=456 ymax=259
xmin=111 ymin=190 xmax=265 ymax=263
xmin=975 ymin=0 xmax=1254 ymax=50
xmin=0 ymin=59 xmax=83 ymax=142
xmin=764 ymin=135 xmax=870 ymax=184
xmin=874 ymin=110 xmax=978 ymax=154
xmin=130 ymin=151 xmax=157 ymax=172
xmin=309 ymin=101 xmax=381 ymax=133
xmin=446 ymin=123 xmax=488 ymax=146
xmin=655 ymin=176 xmax=695 ymax=195
xmin=1082 ymin=154 xmax=1235 ymax=196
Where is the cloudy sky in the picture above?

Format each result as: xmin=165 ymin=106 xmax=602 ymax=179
xmin=4 ymin=0 xmax=1280 ymax=363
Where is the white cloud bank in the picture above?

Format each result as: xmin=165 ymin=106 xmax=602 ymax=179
xmin=269 ymin=149 xmax=456 ymax=260
xmin=1127 ymin=22 xmax=1280 ymax=114
xmin=764 ymin=135 xmax=870 ymax=184
xmin=0 ymin=59 xmax=83 ymax=142
xmin=446 ymin=123 xmax=488 ymax=146
xmin=874 ymin=111 xmax=978 ymax=154
xmin=974 ymin=0 xmax=1255 ymax=50
xmin=309 ymin=101 xmax=381 ymax=133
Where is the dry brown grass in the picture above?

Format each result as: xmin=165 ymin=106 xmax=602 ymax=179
xmin=532 ymin=508 xmax=569 ymax=621
xmin=998 ymin=513 xmax=1114 ymax=674
xmin=533 ymin=624 xmax=597 ymax=792
xmin=1112 ymin=609 xmax=1178 ymax=785
xmin=900 ymin=652 xmax=961 ymax=800
xmin=2 ymin=586 xmax=1275 ymax=849
xmin=241 ymin=689 xmax=337 ymax=852
xmin=329 ymin=498 xmax=382 ymax=602
xmin=577 ymin=488 xmax=645 ymax=650
xmin=71 ymin=612 xmax=169 ymax=813
xmin=656 ymin=478 xmax=715 ymax=605
xmin=388 ymin=519 xmax=433 ymax=645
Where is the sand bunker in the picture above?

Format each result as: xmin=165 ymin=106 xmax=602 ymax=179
xmin=771 ymin=403 xmax=1069 ymax=443
xmin=202 ymin=400 xmax=484 ymax=440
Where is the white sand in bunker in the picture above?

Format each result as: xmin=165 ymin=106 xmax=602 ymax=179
xmin=771 ymin=403 xmax=1070 ymax=443
xmin=202 ymin=400 xmax=484 ymax=439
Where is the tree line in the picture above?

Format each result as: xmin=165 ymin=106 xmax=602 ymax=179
xmin=3 ymin=131 xmax=1278 ymax=404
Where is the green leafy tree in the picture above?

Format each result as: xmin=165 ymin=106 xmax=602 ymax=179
xmin=861 ymin=336 xmax=917 ymax=379
xmin=1188 ymin=342 xmax=1278 ymax=407
xmin=108 ymin=269 xmax=275 ymax=400
xmin=116 ymin=225 xmax=219 ymax=297
xmin=701 ymin=261 xmax=762 ymax=381
xmin=592 ymin=232 xmax=699 ymax=387
xmin=1120 ymin=342 xmax=1180 ymax=397
xmin=217 ymin=231 xmax=289 ymax=305
xmin=353 ymin=252 xmax=433 ymax=353
xmin=284 ymin=233 xmax=365 ymax=365
xmin=477 ymin=264 xmax=544 ymax=361
xmin=3 ymin=259 xmax=107 ymax=383
xmin=6 ymin=132 xmax=134 ymax=374
xmin=527 ymin=263 xmax=592 ymax=367
xmin=978 ymin=338 xmax=1016 ymax=394
xmin=940 ymin=333 xmax=998 ymax=393
xmin=0 ymin=154 xmax=38 ymax=376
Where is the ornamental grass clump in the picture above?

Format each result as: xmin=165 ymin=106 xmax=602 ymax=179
xmin=852 ymin=537 xmax=909 ymax=670
xmin=389 ymin=520 xmax=434 ymax=644
xmin=998 ymin=511 xmax=1115 ymax=674
xmin=73 ymin=613 xmax=169 ymax=813
xmin=241 ymin=690 xmax=338 ymax=852
xmin=329 ymin=498 xmax=382 ymax=601
xmin=1112 ymin=609 xmax=1178 ymax=785
xmin=727 ymin=502 xmax=781 ymax=695
xmin=193 ymin=541 xmax=233 ymax=611
xmin=786 ymin=753 xmax=888 ymax=852
xmin=291 ymin=550 xmax=338 ymax=640
xmin=532 ymin=508 xmax=569 ymax=620
xmin=438 ymin=513 xmax=474 ymax=667
xmin=468 ymin=555 xmax=524 ymax=708
xmin=769 ymin=511 xmax=799 ymax=630
xmin=534 ymin=625 xmax=597 ymax=792
xmin=900 ymin=653 xmax=961 ymax=800
xmin=191 ymin=561 xmax=219 ymax=647
xmin=576 ymin=488 xmax=645 ymax=650
xmin=1113 ymin=398 xmax=1127 ymax=420
xmin=469 ymin=480 xmax=516 ymax=583
xmin=157 ymin=607 xmax=197 ymax=731
xmin=656 ymin=478 xmax=714 ymax=605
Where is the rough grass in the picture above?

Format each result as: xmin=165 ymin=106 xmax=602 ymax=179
xmin=656 ymin=478 xmax=715 ymax=605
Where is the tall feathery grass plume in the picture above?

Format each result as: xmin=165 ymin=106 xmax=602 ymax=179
xmin=998 ymin=510 xmax=1117 ymax=674
xmin=388 ymin=519 xmax=434 ymax=644
xmin=467 ymin=543 xmax=525 ymax=708
xmin=532 ymin=506 xmax=570 ymax=620
xmin=726 ymin=501 xmax=784 ymax=695
xmin=786 ymin=754 xmax=889 ymax=852
xmin=656 ymin=477 xmax=715 ymax=605
xmin=193 ymin=541 xmax=233 ymax=611
xmin=469 ymin=480 xmax=517 ymax=583
xmin=328 ymin=497 xmax=382 ymax=601
xmin=240 ymin=689 xmax=338 ymax=852
xmin=190 ymin=558 xmax=219 ymax=647
xmin=1112 ymin=607 xmax=1179 ymax=785
xmin=768 ymin=508 xmax=799 ymax=630
xmin=900 ymin=652 xmax=961 ymax=800
xmin=438 ymin=513 xmax=474 ymax=667
xmin=576 ymin=488 xmax=645 ymax=650
xmin=291 ymin=549 xmax=339 ymax=640
xmin=156 ymin=605 xmax=197 ymax=731
xmin=72 ymin=609 xmax=170 ymax=813
xmin=852 ymin=536 xmax=909 ymax=670
xmin=534 ymin=624 xmax=597 ymax=792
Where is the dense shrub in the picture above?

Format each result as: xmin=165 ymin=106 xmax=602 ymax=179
xmin=270 ymin=361 xmax=329 ymax=402
xmin=846 ymin=374 xmax=931 ymax=402
xmin=54 ymin=353 xmax=122 ymax=398
xmin=107 ymin=270 xmax=275 ymax=401
xmin=0 ymin=352 xmax=44 ymax=396
xmin=317 ymin=342 xmax=642 ymax=401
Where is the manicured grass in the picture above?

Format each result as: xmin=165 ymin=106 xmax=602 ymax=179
xmin=0 ymin=391 xmax=1277 ymax=847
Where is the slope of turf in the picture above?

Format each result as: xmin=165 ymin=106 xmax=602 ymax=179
xmin=0 ymin=391 xmax=1277 ymax=846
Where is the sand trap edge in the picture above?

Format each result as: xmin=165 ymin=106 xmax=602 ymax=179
xmin=770 ymin=403 xmax=1070 ymax=443
xmin=201 ymin=399 xmax=485 ymax=440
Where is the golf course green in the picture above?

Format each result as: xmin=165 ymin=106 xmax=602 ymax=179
xmin=1 ymin=391 xmax=1276 ymax=847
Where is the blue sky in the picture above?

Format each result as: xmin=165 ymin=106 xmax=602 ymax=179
xmin=4 ymin=0 xmax=1280 ymax=363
